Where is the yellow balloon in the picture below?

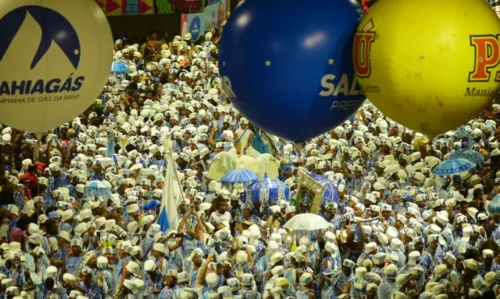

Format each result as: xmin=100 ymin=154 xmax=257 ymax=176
xmin=354 ymin=0 xmax=500 ymax=139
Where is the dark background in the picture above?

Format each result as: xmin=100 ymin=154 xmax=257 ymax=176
xmin=107 ymin=13 xmax=182 ymax=41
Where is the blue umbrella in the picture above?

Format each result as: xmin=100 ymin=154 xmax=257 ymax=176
xmin=221 ymin=168 xmax=258 ymax=184
xmin=144 ymin=200 xmax=161 ymax=212
xmin=451 ymin=149 xmax=485 ymax=164
xmin=111 ymin=62 xmax=129 ymax=73
xmin=245 ymin=174 xmax=290 ymax=204
xmin=84 ymin=180 xmax=111 ymax=199
xmin=308 ymin=173 xmax=341 ymax=205
xmin=432 ymin=158 xmax=476 ymax=176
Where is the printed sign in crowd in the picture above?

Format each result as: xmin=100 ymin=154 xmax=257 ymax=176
xmin=181 ymin=0 xmax=229 ymax=40
xmin=97 ymin=0 xmax=210 ymax=15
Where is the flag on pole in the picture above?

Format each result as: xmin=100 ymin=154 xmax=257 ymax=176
xmin=157 ymin=139 xmax=180 ymax=232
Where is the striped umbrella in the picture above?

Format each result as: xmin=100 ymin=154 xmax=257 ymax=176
xmin=84 ymin=180 xmax=111 ymax=199
xmin=432 ymin=158 xmax=476 ymax=176
xmin=220 ymin=168 xmax=258 ymax=184
xmin=451 ymin=149 xmax=485 ymax=164
xmin=245 ymin=174 xmax=290 ymax=204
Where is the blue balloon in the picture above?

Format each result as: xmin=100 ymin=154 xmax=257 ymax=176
xmin=219 ymin=0 xmax=366 ymax=142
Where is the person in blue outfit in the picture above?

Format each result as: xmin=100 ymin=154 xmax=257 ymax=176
xmin=295 ymin=272 xmax=315 ymax=299
xmin=143 ymin=259 xmax=163 ymax=297
xmin=377 ymin=264 xmax=398 ymax=299
xmin=65 ymin=238 xmax=83 ymax=275
xmin=173 ymin=271 xmax=191 ymax=298
xmin=159 ymin=269 xmax=178 ymax=299
xmin=479 ymin=249 xmax=500 ymax=276
xmin=323 ymin=259 xmax=355 ymax=298
xmin=200 ymin=272 xmax=220 ymax=299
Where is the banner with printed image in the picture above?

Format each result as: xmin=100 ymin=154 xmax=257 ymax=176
xmin=97 ymin=0 xmax=155 ymax=15
xmin=219 ymin=0 xmax=229 ymax=27
xmin=204 ymin=0 xmax=228 ymax=30
xmin=204 ymin=3 xmax=219 ymax=31
xmin=140 ymin=0 xmax=154 ymax=14
xmin=172 ymin=0 xmax=205 ymax=13
xmin=181 ymin=13 xmax=206 ymax=40
xmin=123 ymin=0 xmax=154 ymax=15
xmin=156 ymin=0 xmax=176 ymax=14
xmin=105 ymin=0 xmax=123 ymax=15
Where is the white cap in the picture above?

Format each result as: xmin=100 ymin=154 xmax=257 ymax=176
xmin=144 ymin=260 xmax=156 ymax=272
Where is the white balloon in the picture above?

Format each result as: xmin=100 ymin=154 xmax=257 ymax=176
xmin=0 ymin=0 xmax=113 ymax=132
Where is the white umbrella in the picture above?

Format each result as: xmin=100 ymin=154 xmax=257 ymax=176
xmin=283 ymin=213 xmax=331 ymax=231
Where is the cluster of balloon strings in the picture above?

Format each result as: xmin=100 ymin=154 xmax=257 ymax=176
xmin=219 ymin=0 xmax=500 ymax=144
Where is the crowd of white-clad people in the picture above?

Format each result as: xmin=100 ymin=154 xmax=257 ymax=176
xmin=2 ymin=29 xmax=500 ymax=299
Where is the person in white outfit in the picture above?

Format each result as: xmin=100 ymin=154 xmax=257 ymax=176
xmin=233 ymin=118 xmax=260 ymax=158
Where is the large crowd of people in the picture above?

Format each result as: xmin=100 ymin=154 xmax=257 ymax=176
xmin=0 ymin=28 xmax=500 ymax=299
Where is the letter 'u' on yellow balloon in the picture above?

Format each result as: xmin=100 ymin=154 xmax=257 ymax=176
xmin=353 ymin=0 xmax=500 ymax=139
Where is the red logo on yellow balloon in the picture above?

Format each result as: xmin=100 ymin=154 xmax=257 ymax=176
xmin=469 ymin=35 xmax=500 ymax=82
xmin=353 ymin=19 xmax=376 ymax=78
xmin=353 ymin=19 xmax=379 ymax=93
xmin=351 ymin=0 xmax=500 ymax=139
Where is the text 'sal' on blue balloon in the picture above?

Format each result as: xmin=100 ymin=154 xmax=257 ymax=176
xmin=219 ymin=0 xmax=366 ymax=142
